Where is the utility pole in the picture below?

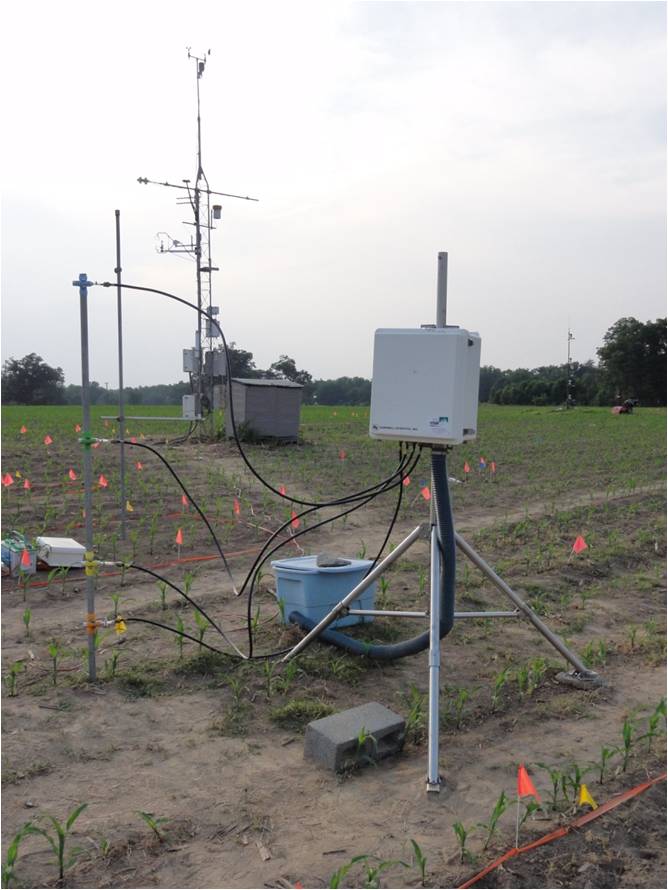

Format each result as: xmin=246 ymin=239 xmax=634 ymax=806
xmin=566 ymin=328 xmax=575 ymax=409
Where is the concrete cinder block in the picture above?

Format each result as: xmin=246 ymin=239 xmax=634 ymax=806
xmin=304 ymin=702 xmax=406 ymax=772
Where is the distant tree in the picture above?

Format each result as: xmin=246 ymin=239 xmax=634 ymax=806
xmin=225 ymin=343 xmax=261 ymax=379
xmin=269 ymin=354 xmax=313 ymax=386
xmin=2 ymin=353 xmax=65 ymax=404
xmin=479 ymin=366 xmax=505 ymax=402
xmin=597 ymin=317 xmax=667 ymax=406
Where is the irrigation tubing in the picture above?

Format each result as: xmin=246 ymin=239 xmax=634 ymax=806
xmin=457 ymin=771 xmax=667 ymax=889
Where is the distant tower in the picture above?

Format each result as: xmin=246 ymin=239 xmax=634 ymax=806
xmin=566 ymin=328 xmax=575 ymax=408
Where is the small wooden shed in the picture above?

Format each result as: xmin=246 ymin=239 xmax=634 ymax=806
xmin=225 ymin=378 xmax=303 ymax=440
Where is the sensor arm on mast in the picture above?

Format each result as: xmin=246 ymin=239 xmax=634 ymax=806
xmin=137 ymin=176 xmax=259 ymax=202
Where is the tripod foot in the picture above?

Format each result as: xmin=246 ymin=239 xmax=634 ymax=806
xmin=556 ymin=669 xmax=605 ymax=690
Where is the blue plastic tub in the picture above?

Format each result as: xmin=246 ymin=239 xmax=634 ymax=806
xmin=271 ymin=555 xmax=376 ymax=627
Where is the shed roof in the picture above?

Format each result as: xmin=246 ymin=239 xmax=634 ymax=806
xmin=231 ymin=377 xmax=303 ymax=389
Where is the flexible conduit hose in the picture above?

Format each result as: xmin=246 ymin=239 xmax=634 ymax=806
xmin=287 ymin=450 xmax=455 ymax=660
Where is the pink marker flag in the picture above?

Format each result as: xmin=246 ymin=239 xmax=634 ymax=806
xmin=291 ymin=511 xmax=300 ymax=529
xmin=23 ymin=479 xmax=31 ymax=490
xmin=44 ymin=434 xmax=53 ymax=446
xmin=421 ymin=486 xmax=431 ymax=501
xmin=491 ymin=461 xmax=497 ymax=473
xmin=233 ymin=497 xmax=241 ymax=516
xmin=463 ymin=461 xmax=470 ymax=474
xmin=135 ymin=461 xmax=143 ymax=471
xmin=20 ymin=425 xmax=27 ymax=434
xmin=572 ymin=535 xmax=588 ymax=554
xmin=175 ymin=528 xmax=184 ymax=546
xmin=278 ymin=485 xmax=287 ymax=496
xmin=75 ymin=424 xmax=82 ymax=433
xmin=20 ymin=548 xmax=31 ymax=568
xmin=68 ymin=468 xmax=77 ymax=481
xmin=339 ymin=449 xmax=346 ymax=460
xmin=402 ymin=475 xmax=411 ymax=487
xmin=130 ymin=436 xmax=137 ymax=444
xmin=2 ymin=473 xmax=14 ymax=487
xmin=98 ymin=474 xmax=109 ymax=488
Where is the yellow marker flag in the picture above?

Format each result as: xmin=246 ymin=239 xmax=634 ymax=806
xmin=115 ymin=618 xmax=127 ymax=635
xmin=126 ymin=500 xmax=134 ymax=512
xmin=578 ymin=783 xmax=598 ymax=809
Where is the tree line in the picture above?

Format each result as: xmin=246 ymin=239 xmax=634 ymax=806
xmin=2 ymin=317 xmax=664 ymax=407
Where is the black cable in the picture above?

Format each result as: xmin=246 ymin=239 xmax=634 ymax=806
xmin=238 ymin=443 xmax=418 ymax=596
xmin=109 ymin=439 xmax=238 ymax=594
xmin=365 ymin=442 xmax=406 ymax=576
xmin=123 ymin=562 xmax=244 ymax=657
xmin=97 ymin=281 xmax=418 ymax=510
xmin=244 ymin=445 xmax=423 ymax=656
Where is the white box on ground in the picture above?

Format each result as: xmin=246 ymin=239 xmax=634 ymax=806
xmin=369 ymin=327 xmax=481 ymax=445
xmin=36 ymin=537 xmax=86 ymax=568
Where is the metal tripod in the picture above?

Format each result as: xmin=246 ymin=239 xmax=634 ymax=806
xmin=283 ymin=252 xmax=602 ymax=793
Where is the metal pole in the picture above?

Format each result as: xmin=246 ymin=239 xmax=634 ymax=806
xmin=454 ymin=532 xmax=596 ymax=677
xmin=427 ymin=250 xmax=448 ymax=792
xmin=115 ymin=210 xmax=126 ymax=540
xmin=74 ymin=274 xmax=97 ymax=682
xmin=426 ymin=521 xmax=442 ymax=792
xmin=282 ymin=525 xmax=424 ymax=662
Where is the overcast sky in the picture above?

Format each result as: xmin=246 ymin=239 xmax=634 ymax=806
xmin=2 ymin=1 xmax=666 ymax=387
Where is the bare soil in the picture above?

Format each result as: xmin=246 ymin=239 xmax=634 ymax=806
xmin=1 ymin=439 xmax=666 ymax=890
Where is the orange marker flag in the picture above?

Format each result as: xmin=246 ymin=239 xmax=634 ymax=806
xmin=20 ymin=425 xmax=27 ymax=434
xmin=421 ymin=486 xmax=431 ymax=501
xmin=68 ymin=468 xmax=77 ymax=481
xmin=23 ymin=479 xmax=31 ymax=490
xmin=44 ymin=434 xmax=53 ymax=446
xmin=135 ymin=461 xmax=143 ymax=471
xmin=517 ymin=764 xmax=540 ymax=801
xmin=233 ymin=497 xmax=241 ymax=516
xmin=175 ymin=528 xmax=184 ymax=546
xmin=181 ymin=494 xmax=189 ymax=509
xmin=338 ymin=449 xmax=346 ymax=460
xmin=75 ymin=423 xmax=82 ymax=433
xmin=491 ymin=461 xmax=497 ymax=473
xmin=20 ymin=548 xmax=32 ymax=568
xmin=402 ymin=475 xmax=411 ymax=487
xmin=98 ymin=474 xmax=109 ymax=488
xmin=291 ymin=511 xmax=300 ymax=529
xmin=463 ymin=461 xmax=470 ymax=475
xmin=92 ymin=441 xmax=100 ymax=449
xmin=572 ymin=535 xmax=588 ymax=554
xmin=278 ymin=485 xmax=287 ymax=496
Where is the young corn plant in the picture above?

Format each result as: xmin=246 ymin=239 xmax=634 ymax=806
xmin=2 ymin=823 xmax=33 ymax=889
xmin=3 ymin=660 xmax=26 ymax=698
xmin=477 ymin=791 xmax=509 ymax=850
xmin=452 ymin=821 xmax=475 ymax=864
xmin=516 ymin=665 xmax=529 ymax=699
xmin=356 ymin=726 xmax=378 ymax=767
xmin=641 ymin=698 xmax=667 ymax=753
xmin=26 ymin=803 xmax=88 ymax=882
xmin=22 ymin=608 xmax=31 ymax=640
xmin=591 ymin=745 xmax=618 ymax=784
xmin=137 ymin=811 xmax=169 ymax=844
xmin=48 ymin=640 xmax=62 ymax=687
xmin=409 ymin=839 xmax=427 ymax=886
xmin=491 ymin=668 xmax=510 ymax=710
xmin=403 ymin=684 xmax=427 ymax=745
xmin=536 ymin=763 xmax=562 ymax=811
xmin=193 ymin=611 xmax=209 ymax=652
xmin=157 ymin=581 xmax=168 ymax=611
xmin=621 ymin=717 xmax=635 ymax=771
xmin=328 ymin=855 xmax=369 ymax=889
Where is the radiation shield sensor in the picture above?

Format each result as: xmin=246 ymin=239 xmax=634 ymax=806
xmin=369 ymin=327 xmax=481 ymax=446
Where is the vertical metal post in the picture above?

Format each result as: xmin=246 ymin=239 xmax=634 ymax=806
xmin=74 ymin=274 xmax=97 ymax=682
xmin=115 ymin=211 xmax=126 ymax=540
xmin=427 ymin=251 xmax=448 ymax=792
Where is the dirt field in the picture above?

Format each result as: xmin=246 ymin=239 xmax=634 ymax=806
xmin=1 ymin=406 xmax=666 ymax=888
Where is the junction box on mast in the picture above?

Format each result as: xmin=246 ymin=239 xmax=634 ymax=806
xmin=369 ymin=327 xmax=481 ymax=446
